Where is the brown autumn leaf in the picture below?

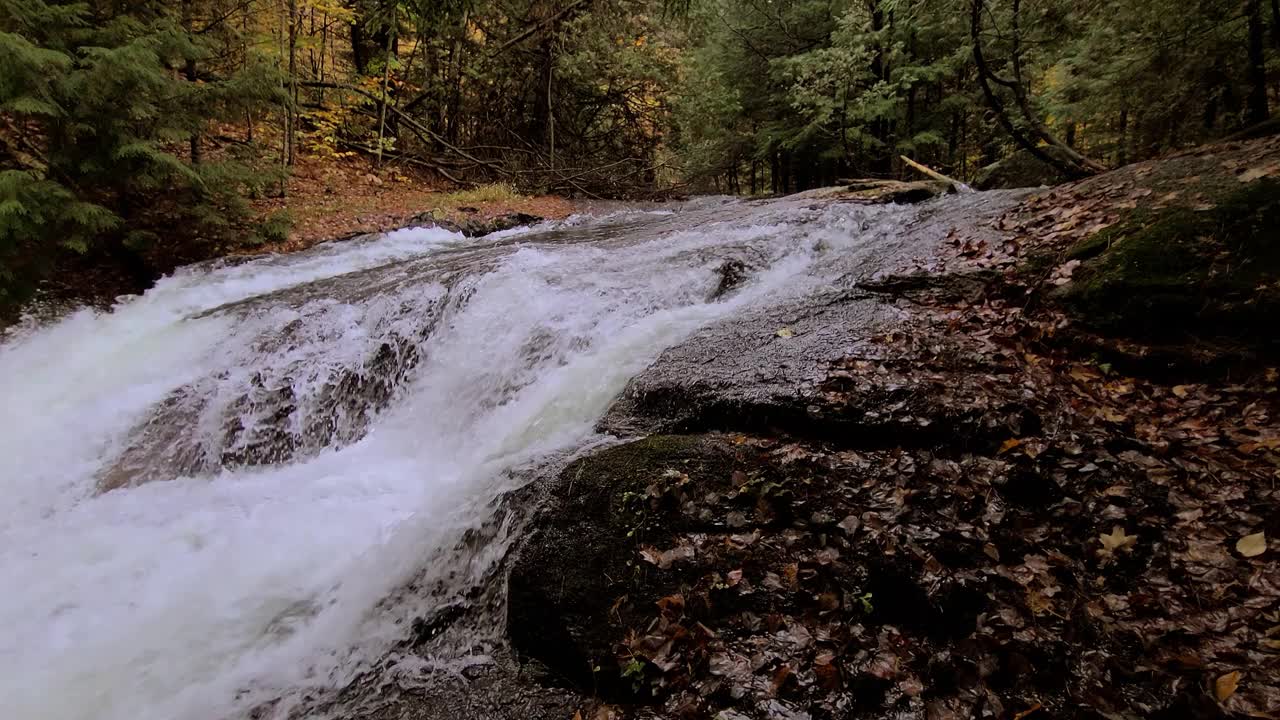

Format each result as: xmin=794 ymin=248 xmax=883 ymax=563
xmin=1012 ymin=703 xmax=1044 ymax=720
xmin=656 ymin=593 xmax=685 ymax=618
xmin=998 ymin=438 xmax=1023 ymax=454
xmin=1214 ymin=670 xmax=1240 ymax=702
xmin=1239 ymin=164 xmax=1278 ymax=182
xmin=1099 ymin=526 xmax=1137 ymax=553
xmin=1236 ymin=532 xmax=1267 ymax=558
xmin=770 ymin=664 xmax=793 ymax=695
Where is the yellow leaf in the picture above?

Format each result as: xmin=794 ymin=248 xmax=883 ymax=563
xmin=776 ymin=327 xmax=795 ymax=338
xmin=1214 ymin=670 xmax=1240 ymax=702
xmin=1172 ymin=385 xmax=1191 ymax=398
xmin=1098 ymin=526 xmax=1137 ymax=553
xmin=1101 ymin=408 xmax=1127 ymax=422
xmin=998 ymin=438 xmax=1023 ymax=454
xmin=1237 ymin=532 xmax=1267 ymax=558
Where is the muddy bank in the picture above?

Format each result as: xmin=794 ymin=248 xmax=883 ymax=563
xmin=505 ymin=141 xmax=1280 ymax=719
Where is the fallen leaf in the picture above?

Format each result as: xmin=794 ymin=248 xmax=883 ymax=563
xmin=1239 ymin=164 xmax=1278 ymax=182
xmin=1172 ymin=385 xmax=1191 ymax=398
xmin=998 ymin=438 xmax=1023 ymax=454
xmin=1099 ymin=526 xmax=1137 ymax=553
xmin=1214 ymin=670 xmax=1240 ymax=702
xmin=1101 ymin=408 xmax=1127 ymax=423
xmin=1237 ymin=532 xmax=1267 ymax=558
xmin=776 ymin=327 xmax=795 ymax=338
xmin=1013 ymin=703 xmax=1043 ymax=720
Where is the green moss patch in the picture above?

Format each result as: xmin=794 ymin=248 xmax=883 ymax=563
xmin=1056 ymin=178 xmax=1280 ymax=350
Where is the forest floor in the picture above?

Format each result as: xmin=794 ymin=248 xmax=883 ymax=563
xmin=500 ymin=136 xmax=1280 ymax=720
xmin=248 ymin=154 xmax=576 ymax=254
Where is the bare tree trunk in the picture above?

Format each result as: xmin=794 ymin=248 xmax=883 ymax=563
xmin=1271 ymin=0 xmax=1280 ymax=48
xmin=1246 ymin=0 xmax=1270 ymax=124
xmin=1117 ymin=108 xmax=1128 ymax=166
xmin=448 ymin=8 xmax=469 ymax=145
xmin=277 ymin=1 xmax=288 ymax=196
xmin=319 ymin=11 xmax=328 ymax=102
xmin=182 ymin=0 xmax=202 ymax=165
xmin=547 ymin=41 xmax=555 ymax=171
xmin=376 ymin=8 xmax=396 ymax=168
xmin=287 ymin=0 xmax=299 ymax=166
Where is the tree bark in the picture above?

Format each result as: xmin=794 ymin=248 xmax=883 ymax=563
xmin=182 ymin=0 xmax=202 ymax=165
xmin=866 ymin=0 xmax=893 ymax=175
xmin=1117 ymin=108 xmax=1128 ymax=166
xmin=287 ymin=0 xmax=299 ymax=166
xmin=1246 ymin=0 xmax=1270 ymax=125
xmin=376 ymin=7 xmax=395 ymax=168
xmin=1270 ymin=0 xmax=1280 ymax=49
xmin=969 ymin=0 xmax=1104 ymax=177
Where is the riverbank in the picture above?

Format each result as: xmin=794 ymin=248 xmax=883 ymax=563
xmin=6 ymin=136 xmax=1277 ymax=720
xmin=495 ymin=138 xmax=1279 ymax=719
xmin=17 ymin=154 xmax=575 ymax=321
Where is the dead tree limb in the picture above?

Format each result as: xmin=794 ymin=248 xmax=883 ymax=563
xmin=899 ymin=155 xmax=968 ymax=188
xmin=970 ymin=0 xmax=1106 ymax=177
xmin=300 ymin=81 xmax=510 ymax=175
xmin=485 ymin=0 xmax=593 ymax=59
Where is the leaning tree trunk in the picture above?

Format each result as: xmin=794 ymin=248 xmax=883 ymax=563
xmin=970 ymin=0 xmax=1105 ymax=177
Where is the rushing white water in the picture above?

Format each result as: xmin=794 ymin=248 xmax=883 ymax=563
xmin=0 ymin=198 xmax=918 ymax=720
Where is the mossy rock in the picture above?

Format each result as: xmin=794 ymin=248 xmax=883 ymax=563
xmin=1055 ymin=178 xmax=1280 ymax=352
xmin=974 ymin=146 xmax=1077 ymax=190
xmin=507 ymin=435 xmax=735 ymax=695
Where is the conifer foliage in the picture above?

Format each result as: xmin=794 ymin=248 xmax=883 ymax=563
xmin=0 ymin=0 xmax=283 ymax=307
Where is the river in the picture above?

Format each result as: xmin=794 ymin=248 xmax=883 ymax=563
xmin=0 ymin=195 xmax=928 ymax=720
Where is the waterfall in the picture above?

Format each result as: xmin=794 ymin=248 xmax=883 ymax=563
xmin=0 ymin=197 xmax=921 ymax=720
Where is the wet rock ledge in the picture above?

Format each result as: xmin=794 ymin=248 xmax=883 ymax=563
xmin=507 ymin=139 xmax=1280 ymax=720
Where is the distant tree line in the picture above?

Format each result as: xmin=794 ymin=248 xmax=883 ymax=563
xmin=1 ymin=0 xmax=1275 ymax=307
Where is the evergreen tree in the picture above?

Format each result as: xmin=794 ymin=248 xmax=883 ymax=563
xmin=0 ymin=0 xmax=284 ymax=307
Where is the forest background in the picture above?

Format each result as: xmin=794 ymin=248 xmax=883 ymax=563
xmin=2 ymin=0 xmax=1276 ymax=310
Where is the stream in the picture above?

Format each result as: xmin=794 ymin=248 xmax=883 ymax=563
xmin=0 ymin=195 xmax=936 ymax=720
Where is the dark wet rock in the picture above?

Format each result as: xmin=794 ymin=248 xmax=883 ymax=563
xmin=973 ymin=146 xmax=1077 ymax=190
xmin=408 ymin=211 xmax=544 ymax=238
xmin=710 ymin=259 xmax=748 ymax=300
xmin=97 ymin=331 xmax=427 ymax=491
xmin=599 ymin=289 xmax=1037 ymax=453
xmin=508 ymin=435 xmax=732 ymax=695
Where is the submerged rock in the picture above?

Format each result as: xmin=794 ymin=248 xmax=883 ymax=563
xmin=710 ymin=259 xmax=748 ymax=299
